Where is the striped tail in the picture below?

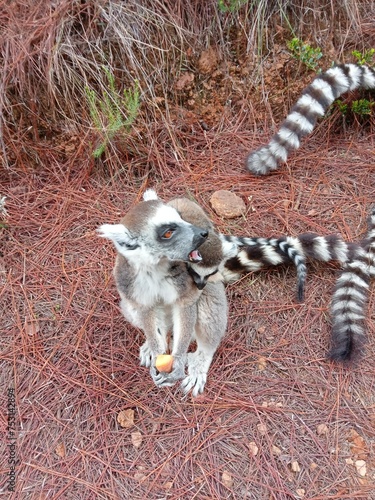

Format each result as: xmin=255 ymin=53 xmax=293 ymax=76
xmin=246 ymin=63 xmax=375 ymax=175
xmin=329 ymin=207 xmax=375 ymax=361
xmin=221 ymin=232 xmax=358 ymax=302
xmin=221 ymin=235 xmax=307 ymax=302
xmin=366 ymin=208 xmax=375 ymax=282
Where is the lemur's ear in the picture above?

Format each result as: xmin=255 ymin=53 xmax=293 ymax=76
xmin=142 ymin=189 xmax=158 ymax=201
xmin=97 ymin=224 xmax=139 ymax=250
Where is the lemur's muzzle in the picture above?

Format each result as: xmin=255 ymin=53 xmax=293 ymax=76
xmin=189 ymin=228 xmax=208 ymax=263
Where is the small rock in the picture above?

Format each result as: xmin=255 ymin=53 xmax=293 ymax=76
xmin=272 ymin=445 xmax=282 ymax=457
xmin=131 ymin=431 xmax=143 ymax=448
xmin=210 ymin=190 xmax=246 ymax=218
xmin=257 ymin=423 xmax=267 ymax=435
xmin=222 ymin=470 xmax=233 ymax=488
xmin=248 ymin=441 xmax=259 ymax=457
xmin=55 ymin=442 xmax=66 ymax=458
xmin=257 ymin=356 xmax=267 ymax=371
xmin=355 ymin=460 xmax=367 ymax=477
xmin=291 ymin=460 xmax=301 ymax=473
xmin=316 ymin=424 xmax=328 ymax=436
xmin=117 ymin=408 xmax=135 ymax=428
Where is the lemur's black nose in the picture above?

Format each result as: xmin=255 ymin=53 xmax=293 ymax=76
xmin=192 ymin=226 xmax=209 ymax=248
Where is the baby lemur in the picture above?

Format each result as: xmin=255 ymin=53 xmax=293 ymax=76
xmin=168 ymin=197 xmax=237 ymax=290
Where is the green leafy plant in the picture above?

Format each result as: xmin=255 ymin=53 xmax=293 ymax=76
xmin=218 ymin=0 xmax=247 ymax=13
xmin=351 ymin=98 xmax=374 ymax=116
xmin=334 ymin=99 xmax=348 ymax=115
xmin=287 ymin=38 xmax=323 ymax=71
xmin=352 ymin=48 xmax=375 ymax=66
xmin=334 ymin=98 xmax=373 ymax=119
xmin=85 ymin=67 xmax=140 ymax=158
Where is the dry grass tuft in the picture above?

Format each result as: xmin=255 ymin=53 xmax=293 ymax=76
xmin=1 ymin=0 xmax=373 ymax=169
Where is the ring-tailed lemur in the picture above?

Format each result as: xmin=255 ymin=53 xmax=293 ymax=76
xmin=99 ymin=189 xmax=223 ymax=397
xmin=246 ymin=63 xmax=375 ymax=175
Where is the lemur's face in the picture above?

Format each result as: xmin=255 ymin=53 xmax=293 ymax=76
xmin=187 ymin=234 xmax=239 ymax=290
xmin=98 ymin=200 xmax=208 ymax=265
xmin=187 ymin=265 xmax=220 ymax=290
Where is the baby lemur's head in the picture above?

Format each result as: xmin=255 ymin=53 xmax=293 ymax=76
xmin=168 ymin=197 xmax=237 ymax=290
xmin=98 ymin=190 xmax=208 ymax=266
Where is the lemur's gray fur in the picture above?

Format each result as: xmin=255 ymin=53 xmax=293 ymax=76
xmin=98 ymin=189 xmax=229 ymax=396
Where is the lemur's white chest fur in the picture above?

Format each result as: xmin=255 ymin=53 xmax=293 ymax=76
xmin=131 ymin=262 xmax=179 ymax=307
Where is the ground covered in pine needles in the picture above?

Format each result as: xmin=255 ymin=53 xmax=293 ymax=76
xmin=1 ymin=1 xmax=375 ymax=499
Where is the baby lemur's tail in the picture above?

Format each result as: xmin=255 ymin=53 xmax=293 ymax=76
xmin=222 ymin=220 xmax=375 ymax=360
xmin=221 ymin=232 xmax=366 ymax=303
xmin=221 ymin=235 xmax=307 ymax=301
xmin=329 ymin=208 xmax=375 ymax=361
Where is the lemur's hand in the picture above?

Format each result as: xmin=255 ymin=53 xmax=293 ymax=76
xmin=152 ymin=355 xmax=186 ymax=387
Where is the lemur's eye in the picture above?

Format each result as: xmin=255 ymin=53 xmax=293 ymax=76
xmin=158 ymin=223 xmax=177 ymax=240
xmin=162 ymin=229 xmax=174 ymax=239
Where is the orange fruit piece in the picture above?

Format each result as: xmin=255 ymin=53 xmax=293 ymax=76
xmin=155 ymin=354 xmax=174 ymax=373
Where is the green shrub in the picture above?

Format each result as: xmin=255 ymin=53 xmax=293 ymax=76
xmin=351 ymin=98 xmax=373 ymax=116
xmin=352 ymin=48 xmax=375 ymax=66
xmin=218 ymin=0 xmax=248 ymax=13
xmin=85 ymin=67 xmax=140 ymax=158
xmin=287 ymin=38 xmax=323 ymax=71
